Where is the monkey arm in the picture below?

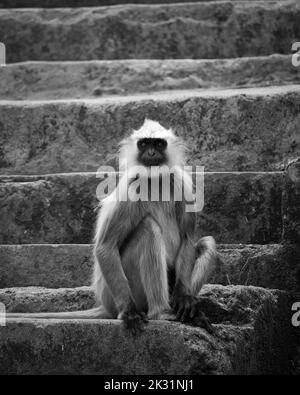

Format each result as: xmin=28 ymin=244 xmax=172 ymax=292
xmin=94 ymin=201 xmax=148 ymax=333
xmin=94 ymin=202 xmax=136 ymax=314
xmin=95 ymin=239 xmax=148 ymax=334
xmin=95 ymin=241 xmax=132 ymax=313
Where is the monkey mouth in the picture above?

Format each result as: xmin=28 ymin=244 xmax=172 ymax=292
xmin=145 ymin=161 xmax=163 ymax=167
xmin=139 ymin=156 xmax=167 ymax=167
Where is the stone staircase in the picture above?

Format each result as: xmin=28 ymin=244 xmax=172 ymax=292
xmin=0 ymin=0 xmax=299 ymax=375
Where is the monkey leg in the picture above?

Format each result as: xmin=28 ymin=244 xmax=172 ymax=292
xmin=191 ymin=236 xmax=217 ymax=293
xmin=121 ymin=215 xmax=170 ymax=321
xmin=93 ymin=273 xmax=118 ymax=319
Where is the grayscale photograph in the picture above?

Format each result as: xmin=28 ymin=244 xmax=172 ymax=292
xmin=0 ymin=0 xmax=299 ymax=379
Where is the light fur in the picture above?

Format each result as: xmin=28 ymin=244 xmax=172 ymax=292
xmin=7 ymin=119 xmax=216 ymax=324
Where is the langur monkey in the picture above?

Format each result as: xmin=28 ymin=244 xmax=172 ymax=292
xmin=7 ymin=119 xmax=217 ymax=334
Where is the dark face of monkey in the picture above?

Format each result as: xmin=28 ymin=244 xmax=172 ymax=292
xmin=137 ymin=138 xmax=168 ymax=167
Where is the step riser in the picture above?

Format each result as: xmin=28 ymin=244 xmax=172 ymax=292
xmin=0 ymin=3 xmax=299 ymax=62
xmin=1 ymin=56 xmax=299 ymax=100
xmin=0 ymin=245 xmax=93 ymax=289
xmin=0 ymin=86 xmax=299 ymax=174
xmin=215 ymin=244 xmax=300 ymax=293
xmin=0 ymin=0 xmax=289 ymax=8
xmin=1 ymin=244 xmax=298 ymax=292
xmin=282 ymin=159 xmax=300 ymax=245
xmin=0 ymin=320 xmax=254 ymax=374
xmin=0 ymin=173 xmax=283 ymax=245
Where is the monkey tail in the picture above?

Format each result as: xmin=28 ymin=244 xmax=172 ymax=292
xmin=191 ymin=236 xmax=217 ymax=294
xmin=6 ymin=306 xmax=111 ymax=320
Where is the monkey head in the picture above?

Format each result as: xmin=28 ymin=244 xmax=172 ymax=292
xmin=137 ymin=137 xmax=168 ymax=166
xmin=119 ymin=119 xmax=187 ymax=170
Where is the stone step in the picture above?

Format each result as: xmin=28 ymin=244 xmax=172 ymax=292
xmin=1 ymin=286 xmax=93 ymax=313
xmin=0 ymin=0 xmax=291 ymax=8
xmin=0 ymin=244 xmax=93 ymax=289
xmin=0 ymin=172 xmax=284 ymax=245
xmin=0 ymin=284 xmax=294 ymax=374
xmin=0 ymin=85 xmax=299 ymax=175
xmin=0 ymin=243 xmax=299 ymax=292
xmin=1 ymin=55 xmax=299 ymax=100
xmin=0 ymin=2 xmax=299 ymax=62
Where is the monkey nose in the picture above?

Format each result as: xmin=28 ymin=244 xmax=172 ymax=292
xmin=148 ymin=150 xmax=155 ymax=157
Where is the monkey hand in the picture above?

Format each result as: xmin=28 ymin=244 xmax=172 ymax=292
xmin=171 ymin=293 xmax=214 ymax=334
xmin=120 ymin=300 xmax=148 ymax=336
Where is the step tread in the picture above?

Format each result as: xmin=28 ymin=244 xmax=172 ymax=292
xmin=1 ymin=55 xmax=299 ymax=100
xmin=1 ymin=284 xmax=284 ymax=323
xmin=0 ymin=84 xmax=299 ymax=105
xmin=2 ymin=286 xmax=94 ymax=313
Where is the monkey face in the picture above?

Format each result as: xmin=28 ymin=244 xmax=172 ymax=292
xmin=137 ymin=138 xmax=168 ymax=167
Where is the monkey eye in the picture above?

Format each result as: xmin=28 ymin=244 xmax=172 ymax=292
xmin=157 ymin=139 xmax=167 ymax=149
xmin=138 ymin=140 xmax=147 ymax=150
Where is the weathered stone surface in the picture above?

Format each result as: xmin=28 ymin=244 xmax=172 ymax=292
xmin=0 ymin=320 xmax=253 ymax=375
xmin=0 ymin=0 xmax=285 ymax=7
xmin=0 ymin=172 xmax=283 ymax=244
xmin=0 ymin=86 xmax=299 ymax=174
xmin=0 ymin=2 xmax=299 ymax=62
xmin=197 ymin=172 xmax=283 ymax=245
xmin=0 ymin=285 xmax=295 ymax=374
xmin=216 ymin=244 xmax=300 ymax=293
xmin=0 ymin=284 xmax=288 ymax=323
xmin=0 ymin=244 xmax=93 ymax=288
xmin=282 ymin=158 xmax=300 ymax=245
xmin=1 ymin=56 xmax=299 ymax=100
xmin=0 ymin=173 xmax=97 ymax=245
xmin=0 ymin=286 xmax=93 ymax=313
xmin=295 ymin=347 xmax=300 ymax=375
xmin=2 ymin=244 xmax=298 ymax=291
